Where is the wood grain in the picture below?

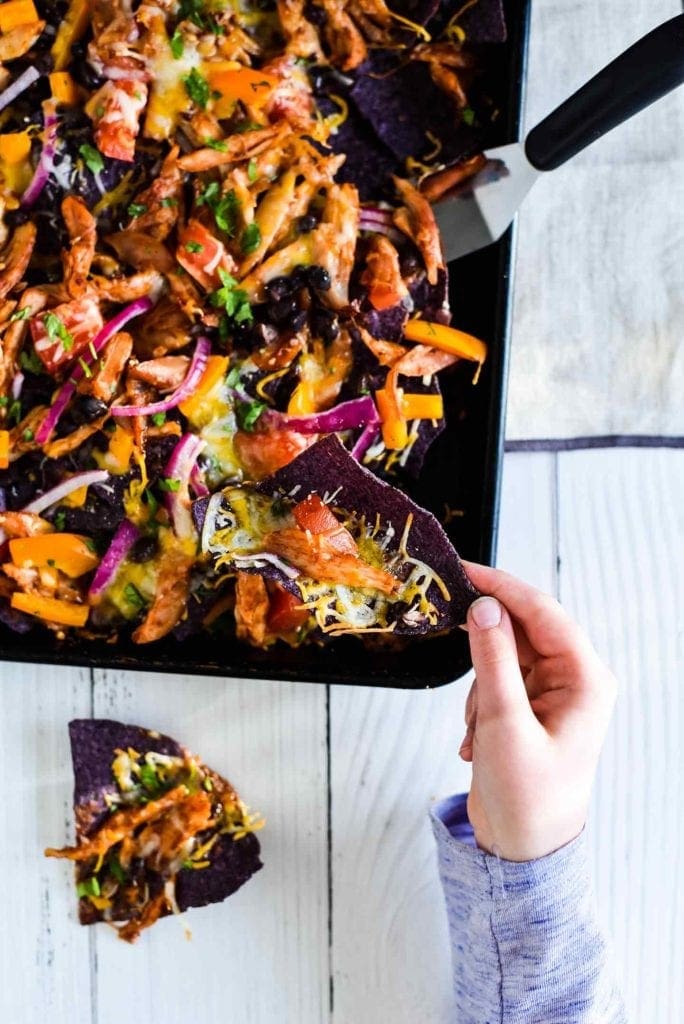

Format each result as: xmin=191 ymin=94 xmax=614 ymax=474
xmin=90 ymin=670 xmax=329 ymax=1024
xmin=0 ymin=663 xmax=92 ymax=1024
xmin=329 ymin=452 xmax=557 ymax=1023
xmin=558 ymin=448 xmax=684 ymax=1024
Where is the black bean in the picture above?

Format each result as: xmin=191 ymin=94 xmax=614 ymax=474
xmin=304 ymin=1 xmax=327 ymax=25
xmin=310 ymin=307 xmax=340 ymax=343
xmin=129 ymin=534 xmax=159 ymax=564
xmin=296 ymin=213 xmax=318 ymax=235
xmin=305 ymin=265 xmax=331 ymax=291
xmin=289 ymin=310 xmax=308 ymax=332
xmin=264 ymin=276 xmax=296 ymax=301
xmin=400 ymin=252 xmax=421 ymax=277
xmin=267 ymin=297 xmax=299 ymax=325
xmin=290 ymin=265 xmax=309 ymax=290
xmin=71 ymin=396 xmax=108 ymax=425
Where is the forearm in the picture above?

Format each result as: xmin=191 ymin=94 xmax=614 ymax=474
xmin=431 ymin=794 xmax=627 ymax=1024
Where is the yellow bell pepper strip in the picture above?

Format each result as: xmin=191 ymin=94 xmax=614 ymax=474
xmin=401 ymin=393 xmax=444 ymax=420
xmin=62 ymin=484 xmax=88 ymax=507
xmin=178 ymin=355 xmax=229 ymax=419
xmin=0 ymin=0 xmax=38 ymax=32
xmin=0 ymin=430 xmax=9 ymax=470
xmin=94 ymin=424 xmax=134 ymax=475
xmin=0 ymin=131 xmax=31 ymax=164
xmin=49 ymin=71 xmax=79 ymax=106
xmin=287 ymin=379 xmax=317 ymax=416
xmin=10 ymin=534 xmax=100 ymax=577
xmin=207 ymin=64 xmax=278 ymax=118
xmin=51 ymin=0 xmax=89 ymax=71
xmin=403 ymin=320 xmax=487 ymax=367
xmin=375 ymin=368 xmax=408 ymax=450
xmin=11 ymin=591 xmax=89 ymax=627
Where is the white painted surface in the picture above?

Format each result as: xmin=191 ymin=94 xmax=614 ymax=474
xmin=2 ymin=448 xmax=680 ymax=1023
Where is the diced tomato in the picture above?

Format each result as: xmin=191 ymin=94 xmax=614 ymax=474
xmin=234 ymin=427 xmax=316 ymax=480
xmin=176 ymin=219 xmax=234 ymax=292
xmin=30 ymin=295 xmax=104 ymax=375
xmin=267 ymin=584 xmax=309 ymax=635
xmin=292 ymin=493 xmax=358 ymax=555
xmin=87 ymin=80 xmax=147 ymax=163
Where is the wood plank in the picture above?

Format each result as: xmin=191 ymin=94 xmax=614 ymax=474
xmin=0 ymin=663 xmax=92 ymax=1023
xmin=90 ymin=670 xmax=328 ymax=1024
xmin=557 ymin=448 xmax=684 ymax=1024
xmin=329 ymin=451 xmax=557 ymax=1022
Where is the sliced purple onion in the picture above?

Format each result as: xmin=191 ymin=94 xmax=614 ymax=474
xmin=276 ymin=395 xmax=379 ymax=435
xmin=112 ymin=336 xmax=211 ymax=418
xmin=190 ymin=461 xmax=209 ymax=497
xmin=351 ymin=422 xmax=380 ymax=462
xmin=11 ymin=371 xmax=24 ymax=401
xmin=23 ymin=469 xmax=110 ymax=515
xmin=21 ymin=101 xmax=60 ymax=209
xmin=88 ymin=519 xmax=140 ymax=602
xmin=35 ymin=296 xmax=155 ymax=444
xmin=164 ymin=433 xmax=205 ymax=542
xmin=0 ymin=66 xmax=40 ymax=115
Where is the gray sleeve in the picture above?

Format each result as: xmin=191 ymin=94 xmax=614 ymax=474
xmin=430 ymin=794 xmax=627 ymax=1024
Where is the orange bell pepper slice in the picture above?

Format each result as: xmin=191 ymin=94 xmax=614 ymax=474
xmin=401 ymin=393 xmax=444 ymax=420
xmin=0 ymin=430 xmax=9 ymax=470
xmin=0 ymin=132 xmax=31 ymax=164
xmin=403 ymin=319 xmax=487 ymax=367
xmin=11 ymin=592 xmax=89 ymax=627
xmin=49 ymin=71 xmax=79 ymax=105
xmin=375 ymin=368 xmax=408 ymax=450
xmin=0 ymin=0 xmax=38 ymax=32
xmin=208 ymin=64 xmax=278 ymax=117
xmin=10 ymin=534 xmax=100 ymax=578
xmin=179 ymin=355 xmax=229 ymax=419
xmin=51 ymin=0 xmax=89 ymax=71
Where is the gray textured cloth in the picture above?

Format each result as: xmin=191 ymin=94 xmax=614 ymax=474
xmin=506 ymin=0 xmax=684 ymax=443
xmin=431 ymin=794 xmax=627 ymax=1023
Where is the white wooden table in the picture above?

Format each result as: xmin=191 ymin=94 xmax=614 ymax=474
xmin=1 ymin=446 xmax=682 ymax=1023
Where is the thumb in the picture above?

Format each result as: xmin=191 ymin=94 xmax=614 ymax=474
xmin=467 ymin=596 xmax=530 ymax=720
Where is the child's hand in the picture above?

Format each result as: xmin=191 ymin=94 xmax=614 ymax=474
xmin=460 ymin=563 xmax=617 ymax=862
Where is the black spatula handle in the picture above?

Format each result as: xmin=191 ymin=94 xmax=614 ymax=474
xmin=525 ymin=13 xmax=684 ymax=171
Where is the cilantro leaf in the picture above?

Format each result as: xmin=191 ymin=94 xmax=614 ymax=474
xmin=43 ymin=312 xmax=74 ymax=352
xmin=183 ymin=68 xmax=210 ymax=109
xmin=19 ymin=348 xmax=42 ymax=374
xmin=77 ymin=876 xmax=101 ymax=898
xmin=10 ymin=306 xmax=31 ymax=323
xmin=79 ymin=143 xmax=104 ymax=175
xmin=158 ymin=477 xmax=181 ymax=492
xmin=197 ymin=182 xmax=240 ymax=236
xmin=185 ymin=240 xmax=203 ymax=253
xmin=235 ymin=398 xmax=266 ymax=432
xmin=123 ymin=583 xmax=145 ymax=610
xmin=241 ymin=221 xmax=261 ymax=255
xmin=247 ymin=158 xmax=258 ymax=182
xmin=209 ymin=268 xmax=253 ymax=330
xmin=151 ymin=412 xmax=166 ymax=427
xmin=204 ymin=137 xmax=227 ymax=151
xmin=127 ymin=202 xmax=147 ymax=218
xmin=170 ymin=27 xmax=184 ymax=58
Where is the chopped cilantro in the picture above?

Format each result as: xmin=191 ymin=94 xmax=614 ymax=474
xmin=197 ymin=181 xmax=240 ymax=236
xmin=22 ymin=428 xmax=34 ymax=442
xmin=139 ymin=762 xmax=162 ymax=796
xmin=183 ymin=67 xmax=210 ymax=109
xmin=76 ymin=876 xmax=101 ymax=898
xmin=151 ymin=412 xmax=166 ymax=427
xmin=123 ymin=583 xmax=145 ymax=610
xmin=109 ymin=856 xmax=127 ymax=885
xmin=78 ymin=357 xmax=93 ymax=378
xmin=247 ymin=158 xmax=258 ymax=182
xmin=8 ymin=399 xmax=21 ymax=425
xmin=241 ymin=221 xmax=261 ymax=255
xmin=170 ymin=27 xmax=184 ymax=58
xmin=234 ymin=120 xmax=261 ymax=134
xmin=161 ymin=196 xmax=178 ymax=208
xmin=235 ymin=398 xmax=266 ymax=432
xmin=210 ymin=268 xmax=253 ymax=332
xmin=225 ymin=364 xmax=241 ymax=389
xmin=203 ymin=776 xmax=213 ymax=791
xmin=127 ymin=202 xmax=147 ymax=218
xmin=204 ymin=137 xmax=227 ymax=151
xmin=0 ymin=396 xmax=7 ymax=407
xmin=79 ymin=143 xmax=104 ymax=175
xmin=10 ymin=306 xmax=31 ymax=323
xmin=462 ymin=106 xmax=475 ymax=126
xmin=84 ymin=538 xmax=97 ymax=553
xmin=185 ymin=240 xmax=204 ymax=253
xmin=19 ymin=348 xmax=42 ymax=374
xmin=143 ymin=487 xmax=159 ymax=518
xmin=54 ymin=510 xmax=66 ymax=531
xmin=178 ymin=0 xmax=206 ymax=28
xmin=158 ymin=477 xmax=181 ymax=492
xmin=44 ymin=312 xmax=74 ymax=352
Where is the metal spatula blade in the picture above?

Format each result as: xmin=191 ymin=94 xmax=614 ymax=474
xmin=433 ymin=13 xmax=684 ymax=263
xmin=434 ymin=144 xmax=538 ymax=263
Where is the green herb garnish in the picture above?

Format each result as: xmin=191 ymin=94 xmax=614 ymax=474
xmin=79 ymin=143 xmax=104 ymax=175
xmin=158 ymin=477 xmax=181 ymax=492
xmin=44 ymin=312 xmax=74 ymax=352
xmin=183 ymin=67 xmax=210 ymax=109
xmin=197 ymin=182 xmax=240 ymax=236
xmin=235 ymin=398 xmax=266 ymax=432
xmin=109 ymin=856 xmax=127 ymax=885
xmin=143 ymin=487 xmax=159 ymax=518
xmin=123 ymin=583 xmax=145 ymax=610
xmin=170 ymin=27 xmax=184 ymax=58
xmin=10 ymin=306 xmax=31 ymax=323
xmin=54 ymin=510 xmax=66 ymax=531
xmin=210 ymin=267 xmax=253 ymax=327
xmin=240 ymin=221 xmax=261 ymax=255
xmin=225 ymin=364 xmax=241 ymax=388
xmin=247 ymin=158 xmax=258 ymax=182
xmin=204 ymin=137 xmax=227 ymax=151
xmin=462 ymin=106 xmax=475 ymax=126
xmin=151 ymin=412 xmax=166 ymax=427
xmin=22 ymin=428 xmax=34 ymax=442
xmin=77 ymin=876 xmax=101 ymax=898
xmin=161 ymin=197 xmax=178 ymax=208
xmin=8 ymin=399 xmax=21 ymax=425
xmin=139 ymin=762 xmax=162 ymax=797
xmin=19 ymin=348 xmax=42 ymax=374
xmin=185 ymin=240 xmax=204 ymax=253
xmin=127 ymin=202 xmax=147 ymax=218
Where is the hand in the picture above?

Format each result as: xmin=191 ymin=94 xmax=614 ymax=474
xmin=459 ymin=562 xmax=617 ymax=862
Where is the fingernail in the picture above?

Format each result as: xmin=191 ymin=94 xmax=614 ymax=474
xmin=469 ymin=596 xmax=502 ymax=630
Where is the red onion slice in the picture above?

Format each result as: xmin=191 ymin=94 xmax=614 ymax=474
xmin=21 ymin=100 xmax=60 ymax=209
xmin=11 ymin=371 xmax=24 ymax=401
xmin=112 ymin=336 xmax=211 ymax=418
xmin=35 ymin=296 xmax=155 ymax=445
xmin=277 ymin=395 xmax=379 ymax=435
xmin=23 ymin=469 xmax=110 ymax=515
xmin=0 ymin=67 xmax=40 ymax=115
xmin=164 ymin=433 xmax=205 ymax=542
xmin=351 ymin=421 xmax=380 ymax=462
xmin=88 ymin=519 xmax=140 ymax=601
xmin=190 ymin=461 xmax=209 ymax=497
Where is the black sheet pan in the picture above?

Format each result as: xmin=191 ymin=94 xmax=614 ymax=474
xmin=0 ymin=0 xmax=531 ymax=687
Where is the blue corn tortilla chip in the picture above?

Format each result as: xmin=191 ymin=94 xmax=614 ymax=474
xmin=258 ymin=435 xmax=478 ymax=633
xmin=453 ymin=0 xmax=506 ymax=43
xmin=350 ymin=51 xmax=478 ymax=165
xmin=66 ymin=720 xmax=262 ymax=921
